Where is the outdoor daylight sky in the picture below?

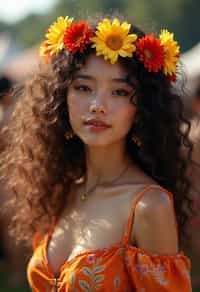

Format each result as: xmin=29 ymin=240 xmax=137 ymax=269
xmin=0 ymin=0 xmax=57 ymax=23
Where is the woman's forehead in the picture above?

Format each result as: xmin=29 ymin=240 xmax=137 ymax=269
xmin=76 ymin=54 xmax=129 ymax=80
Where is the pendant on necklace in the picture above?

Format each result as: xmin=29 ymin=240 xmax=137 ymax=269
xmin=81 ymin=193 xmax=87 ymax=201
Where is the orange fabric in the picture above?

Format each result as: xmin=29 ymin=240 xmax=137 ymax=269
xmin=27 ymin=185 xmax=192 ymax=291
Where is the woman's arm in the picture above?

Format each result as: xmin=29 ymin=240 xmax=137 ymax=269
xmin=132 ymin=189 xmax=179 ymax=255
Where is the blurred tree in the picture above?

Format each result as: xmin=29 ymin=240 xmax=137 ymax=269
xmin=51 ymin=0 xmax=103 ymax=19
xmin=0 ymin=0 xmax=199 ymax=52
xmin=13 ymin=14 xmax=47 ymax=48
xmin=101 ymin=0 xmax=127 ymax=11
xmin=173 ymin=0 xmax=199 ymax=51
xmin=0 ymin=22 xmax=10 ymax=32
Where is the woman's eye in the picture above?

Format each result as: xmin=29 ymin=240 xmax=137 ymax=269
xmin=74 ymin=85 xmax=91 ymax=92
xmin=113 ymin=89 xmax=130 ymax=97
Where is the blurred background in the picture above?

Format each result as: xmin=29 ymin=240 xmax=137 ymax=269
xmin=0 ymin=0 xmax=200 ymax=291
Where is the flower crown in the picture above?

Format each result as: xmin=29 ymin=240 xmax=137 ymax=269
xmin=40 ymin=16 xmax=180 ymax=82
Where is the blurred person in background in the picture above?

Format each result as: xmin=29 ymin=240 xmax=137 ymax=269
xmin=192 ymin=77 xmax=200 ymax=115
xmin=0 ymin=75 xmax=27 ymax=286
xmin=0 ymin=75 xmax=13 ymax=128
xmin=182 ymin=76 xmax=200 ymax=289
xmin=0 ymin=12 xmax=194 ymax=291
xmin=185 ymin=77 xmax=200 ymax=194
xmin=0 ymin=75 xmax=11 ymax=262
xmin=0 ymin=75 xmax=13 ymax=264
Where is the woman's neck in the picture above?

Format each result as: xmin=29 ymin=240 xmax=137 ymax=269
xmin=84 ymin=142 xmax=131 ymax=188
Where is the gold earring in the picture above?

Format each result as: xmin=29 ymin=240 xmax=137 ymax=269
xmin=64 ymin=129 xmax=75 ymax=140
xmin=131 ymin=134 xmax=142 ymax=147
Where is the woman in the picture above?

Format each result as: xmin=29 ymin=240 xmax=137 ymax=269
xmin=0 ymin=13 xmax=193 ymax=291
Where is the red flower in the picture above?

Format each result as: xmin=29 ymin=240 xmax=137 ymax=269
xmin=167 ymin=73 xmax=177 ymax=82
xmin=63 ymin=21 xmax=94 ymax=53
xmin=136 ymin=35 xmax=165 ymax=72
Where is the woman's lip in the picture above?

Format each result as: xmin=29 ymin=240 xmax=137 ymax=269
xmin=85 ymin=124 xmax=109 ymax=128
xmin=84 ymin=122 xmax=111 ymax=127
xmin=85 ymin=124 xmax=110 ymax=132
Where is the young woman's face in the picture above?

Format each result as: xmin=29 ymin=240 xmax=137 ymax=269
xmin=67 ymin=54 xmax=137 ymax=146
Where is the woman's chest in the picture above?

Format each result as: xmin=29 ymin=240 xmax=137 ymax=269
xmin=47 ymin=186 xmax=137 ymax=275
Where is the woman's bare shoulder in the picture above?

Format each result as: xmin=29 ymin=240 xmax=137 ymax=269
xmin=132 ymin=187 xmax=178 ymax=255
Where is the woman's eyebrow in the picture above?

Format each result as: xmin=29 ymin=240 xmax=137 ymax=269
xmin=73 ymin=74 xmax=131 ymax=85
xmin=111 ymin=77 xmax=131 ymax=84
xmin=73 ymin=74 xmax=94 ymax=81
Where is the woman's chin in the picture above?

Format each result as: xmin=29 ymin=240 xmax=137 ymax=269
xmin=80 ymin=135 xmax=114 ymax=147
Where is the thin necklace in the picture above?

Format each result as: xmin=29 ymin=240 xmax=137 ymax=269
xmin=80 ymin=162 xmax=130 ymax=201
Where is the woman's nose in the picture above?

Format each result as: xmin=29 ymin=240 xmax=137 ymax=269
xmin=89 ymin=94 xmax=106 ymax=114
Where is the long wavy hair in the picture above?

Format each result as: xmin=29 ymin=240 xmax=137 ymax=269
xmin=0 ymin=13 xmax=194 ymax=249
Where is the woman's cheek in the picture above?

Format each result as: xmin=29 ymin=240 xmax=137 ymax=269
xmin=120 ymin=104 xmax=137 ymax=124
xmin=67 ymin=95 xmax=88 ymax=134
xmin=67 ymin=94 xmax=83 ymax=116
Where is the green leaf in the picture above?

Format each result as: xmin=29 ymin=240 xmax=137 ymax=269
xmin=94 ymin=265 xmax=105 ymax=273
xmin=94 ymin=274 xmax=104 ymax=283
xmin=95 ymin=283 xmax=103 ymax=289
xmin=69 ymin=273 xmax=76 ymax=284
xmin=82 ymin=266 xmax=93 ymax=277
xmin=96 ymin=257 xmax=103 ymax=264
xmin=114 ymin=276 xmax=121 ymax=287
xmin=79 ymin=279 xmax=91 ymax=291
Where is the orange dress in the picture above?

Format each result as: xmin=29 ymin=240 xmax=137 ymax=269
xmin=27 ymin=185 xmax=192 ymax=291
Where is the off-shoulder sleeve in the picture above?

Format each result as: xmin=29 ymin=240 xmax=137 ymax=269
xmin=124 ymin=246 xmax=192 ymax=292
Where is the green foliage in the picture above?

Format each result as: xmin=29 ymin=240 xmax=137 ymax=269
xmin=0 ymin=21 xmax=10 ymax=32
xmin=13 ymin=14 xmax=47 ymax=48
xmin=172 ymin=0 xmax=199 ymax=51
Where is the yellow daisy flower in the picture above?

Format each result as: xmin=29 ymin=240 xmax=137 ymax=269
xmin=159 ymin=29 xmax=180 ymax=76
xmin=45 ymin=16 xmax=73 ymax=55
xmin=91 ymin=18 xmax=137 ymax=64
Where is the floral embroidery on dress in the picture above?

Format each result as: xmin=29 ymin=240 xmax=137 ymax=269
xmin=118 ymin=248 xmax=125 ymax=257
xmin=135 ymin=263 xmax=149 ymax=277
xmin=87 ymin=254 xmax=96 ymax=265
xmin=70 ymin=273 xmax=78 ymax=291
xmin=124 ymin=255 xmax=131 ymax=267
xmin=114 ymin=276 xmax=121 ymax=287
xmin=181 ymin=268 xmax=191 ymax=281
xmin=27 ymin=187 xmax=192 ymax=292
xmin=110 ymin=276 xmax=121 ymax=292
xmin=77 ymin=256 xmax=105 ymax=291
xmin=175 ymin=257 xmax=191 ymax=281
xmin=135 ymin=261 xmax=168 ymax=286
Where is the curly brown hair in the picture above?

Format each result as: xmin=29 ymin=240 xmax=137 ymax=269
xmin=0 ymin=13 xmax=194 ymax=250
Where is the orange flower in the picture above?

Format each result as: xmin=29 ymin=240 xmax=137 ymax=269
xmin=63 ymin=21 xmax=94 ymax=53
xmin=136 ymin=35 xmax=165 ymax=72
xmin=39 ymin=41 xmax=51 ymax=64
